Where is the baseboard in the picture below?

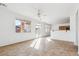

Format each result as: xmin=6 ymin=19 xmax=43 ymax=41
xmin=0 ymin=39 xmax=34 ymax=47
xmin=51 ymin=39 xmax=74 ymax=43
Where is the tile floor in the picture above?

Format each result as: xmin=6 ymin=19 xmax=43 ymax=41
xmin=0 ymin=37 xmax=78 ymax=56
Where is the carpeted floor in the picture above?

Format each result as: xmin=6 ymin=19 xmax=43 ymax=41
xmin=0 ymin=38 xmax=78 ymax=56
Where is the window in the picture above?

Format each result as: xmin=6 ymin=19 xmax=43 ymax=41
xmin=15 ymin=19 xmax=31 ymax=33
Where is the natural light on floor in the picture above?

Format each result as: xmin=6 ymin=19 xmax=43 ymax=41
xmin=30 ymin=37 xmax=52 ymax=50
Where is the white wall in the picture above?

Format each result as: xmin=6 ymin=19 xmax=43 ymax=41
xmin=0 ymin=6 xmax=35 ymax=46
xmin=51 ymin=12 xmax=77 ymax=43
xmin=51 ymin=31 xmax=72 ymax=42
xmin=0 ymin=6 xmax=50 ymax=47
xmin=50 ymin=6 xmax=79 ymax=43
xmin=70 ymin=15 xmax=77 ymax=44
xmin=51 ymin=23 xmax=74 ymax=42
xmin=76 ymin=8 xmax=79 ymax=55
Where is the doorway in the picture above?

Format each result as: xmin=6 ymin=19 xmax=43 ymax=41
xmin=35 ymin=24 xmax=41 ymax=38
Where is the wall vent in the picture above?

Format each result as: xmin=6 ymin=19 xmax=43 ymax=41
xmin=0 ymin=3 xmax=7 ymax=7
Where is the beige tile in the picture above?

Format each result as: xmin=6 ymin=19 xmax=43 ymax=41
xmin=0 ymin=38 xmax=78 ymax=56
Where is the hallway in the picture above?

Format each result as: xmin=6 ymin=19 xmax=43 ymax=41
xmin=0 ymin=37 xmax=77 ymax=56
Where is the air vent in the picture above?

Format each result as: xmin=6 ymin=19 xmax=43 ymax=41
xmin=0 ymin=3 xmax=7 ymax=7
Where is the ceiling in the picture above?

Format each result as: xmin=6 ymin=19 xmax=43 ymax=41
xmin=6 ymin=3 xmax=77 ymax=24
